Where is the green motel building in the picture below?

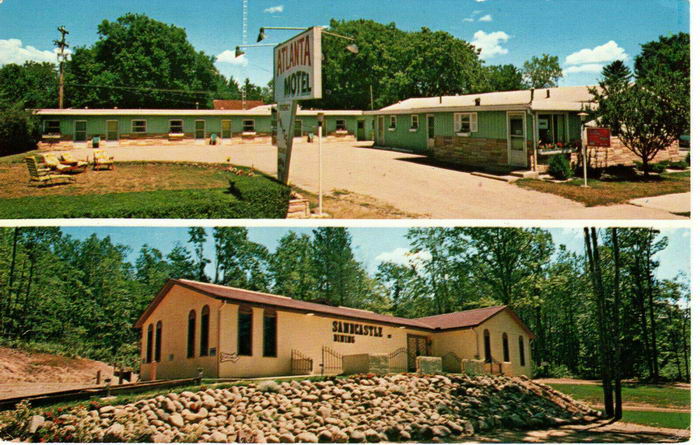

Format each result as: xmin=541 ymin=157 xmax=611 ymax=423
xmin=35 ymin=105 xmax=371 ymax=148
xmin=366 ymin=86 xmax=594 ymax=171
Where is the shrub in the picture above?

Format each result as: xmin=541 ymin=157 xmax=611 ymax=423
xmin=257 ymin=380 xmax=281 ymax=393
xmin=0 ymin=106 xmax=41 ymax=156
xmin=667 ymin=160 xmax=689 ymax=170
xmin=228 ymin=174 xmax=291 ymax=218
xmin=547 ymin=154 xmax=573 ymax=180
xmin=635 ymin=160 xmax=667 ymax=174
xmin=685 ymin=152 xmax=690 ymax=166
xmin=533 ymin=362 xmax=571 ymax=378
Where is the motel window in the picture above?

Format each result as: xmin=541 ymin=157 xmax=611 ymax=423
xmin=537 ymin=114 xmax=566 ymax=144
xmin=44 ymin=120 xmax=61 ymax=135
xmin=389 ymin=115 xmax=397 ymax=131
xmin=410 ymin=115 xmax=419 ymax=131
xmin=483 ymin=329 xmax=492 ymax=363
xmin=502 ymin=333 xmax=510 ymax=363
xmin=519 ymin=335 xmax=526 ymax=366
xmin=243 ymin=119 xmax=256 ymax=133
xmin=263 ymin=309 xmax=277 ymax=357
xmin=155 ymin=321 xmax=162 ymax=362
xmin=200 ymin=305 xmax=210 ymax=356
xmin=187 ymin=310 xmax=196 ymax=358
xmin=132 ymin=120 xmax=147 ymax=133
xmin=146 ymin=324 xmax=154 ymax=363
xmin=335 ymin=120 xmax=347 ymax=131
xmin=169 ymin=120 xmax=184 ymax=134
xmin=238 ymin=306 xmax=253 ymax=356
xmin=454 ymin=113 xmax=478 ymax=134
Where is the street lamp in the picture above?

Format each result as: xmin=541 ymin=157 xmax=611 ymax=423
xmin=257 ymin=26 xmax=307 ymax=42
xmin=257 ymin=26 xmax=359 ymax=54
xmin=578 ymin=111 xmax=589 ymax=187
xmin=317 ymin=112 xmax=325 ymax=216
xmin=234 ymin=43 xmax=277 ymax=58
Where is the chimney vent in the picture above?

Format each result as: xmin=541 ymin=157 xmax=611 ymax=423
xmin=530 ymin=89 xmax=535 ymax=102
xmin=546 ymin=89 xmax=551 ymax=98
xmin=439 ymin=96 xmax=443 ymax=104
xmin=475 ymin=98 xmax=481 ymax=106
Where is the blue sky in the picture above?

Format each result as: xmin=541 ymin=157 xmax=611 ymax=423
xmin=0 ymin=0 xmax=689 ymax=88
xmin=60 ymin=226 xmax=690 ymax=284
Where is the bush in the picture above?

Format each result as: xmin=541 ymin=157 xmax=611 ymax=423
xmin=547 ymin=154 xmax=573 ymax=180
xmin=0 ymin=106 xmax=41 ymax=156
xmin=634 ymin=160 xmax=667 ymax=174
xmin=228 ymin=174 xmax=291 ymax=218
xmin=667 ymin=160 xmax=689 ymax=170
xmin=533 ymin=362 xmax=572 ymax=378
xmin=685 ymin=152 xmax=690 ymax=166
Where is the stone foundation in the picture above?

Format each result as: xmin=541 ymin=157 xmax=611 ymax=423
xmin=416 ymin=356 xmax=442 ymax=374
xmin=432 ymin=136 xmax=510 ymax=168
xmin=570 ymin=137 xmax=682 ymax=169
xmin=368 ymin=354 xmax=390 ymax=375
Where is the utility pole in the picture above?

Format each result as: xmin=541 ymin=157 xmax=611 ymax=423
xmin=241 ymin=0 xmax=248 ymax=110
xmin=54 ymin=26 xmax=70 ymax=109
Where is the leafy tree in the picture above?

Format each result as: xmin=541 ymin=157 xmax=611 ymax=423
xmin=213 ymin=227 xmax=270 ymax=291
xmin=522 ymin=54 xmax=563 ymax=89
xmin=270 ymin=232 xmax=316 ymax=301
xmin=483 ymin=64 xmax=525 ymax=91
xmin=187 ymin=227 xmax=210 ymax=282
xmin=0 ymin=62 xmax=57 ymax=109
xmin=166 ymin=243 xmax=197 ymax=281
xmin=135 ymin=246 xmax=171 ymax=296
xmin=0 ymin=105 xmax=41 ymax=156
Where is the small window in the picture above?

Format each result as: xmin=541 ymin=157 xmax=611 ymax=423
xmin=519 ymin=335 xmax=526 ymax=366
xmin=44 ymin=120 xmax=61 ymax=135
xmin=389 ymin=115 xmax=397 ymax=131
xmin=187 ymin=310 xmax=196 ymax=358
xmin=410 ymin=115 xmax=419 ymax=131
xmin=263 ymin=309 xmax=277 ymax=357
xmin=169 ymin=120 xmax=184 ymax=134
xmin=483 ymin=329 xmax=492 ymax=363
xmin=132 ymin=120 xmax=147 ymax=133
xmin=238 ymin=306 xmax=253 ymax=356
xmin=243 ymin=119 xmax=256 ymax=133
xmin=155 ymin=321 xmax=162 ymax=362
xmin=335 ymin=120 xmax=347 ymax=131
xmin=502 ymin=333 xmax=510 ymax=363
xmin=454 ymin=113 xmax=478 ymax=134
xmin=146 ymin=324 xmax=154 ymax=363
xmin=200 ymin=305 xmax=210 ymax=356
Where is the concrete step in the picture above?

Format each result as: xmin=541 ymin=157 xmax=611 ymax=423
xmin=470 ymin=171 xmax=520 ymax=183
xmin=510 ymin=170 xmax=540 ymax=179
xmin=286 ymin=198 xmax=310 ymax=219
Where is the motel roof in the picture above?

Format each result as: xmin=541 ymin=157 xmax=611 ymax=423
xmin=33 ymin=105 xmax=363 ymax=117
xmin=365 ymin=86 xmax=597 ymax=115
xmin=134 ymin=279 xmax=534 ymax=337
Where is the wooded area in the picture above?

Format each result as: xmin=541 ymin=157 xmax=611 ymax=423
xmin=0 ymin=227 xmax=689 ymax=384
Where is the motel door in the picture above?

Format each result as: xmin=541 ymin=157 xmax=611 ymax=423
xmin=356 ymin=120 xmax=365 ymax=140
xmin=507 ymin=112 xmax=528 ymax=168
xmin=221 ymin=120 xmax=232 ymax=139
xmin=74 ymin=121 xmax=87 ymax=142
xmin=427 ymin=114 xmax=435 ymax=149
xmin=407 ymin=334 xmax=429 ymax=372
xmin=106 ymin=120 xmax=119 ymax=141
xmin=294 ymin=120 xmax=303 ymax=137
xmin=377 ymin=116 xmax=385 ymax=145
xmin=195 ymin=120 xmax=206 ymax=139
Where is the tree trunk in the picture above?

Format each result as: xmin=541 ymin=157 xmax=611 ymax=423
xmin=611 ymin=229 xmax=623 ymax=420
xmin=1 ymin=228 xmax=20 ymax=335
xmin=644 ymin=239 xmax=660 ymax=382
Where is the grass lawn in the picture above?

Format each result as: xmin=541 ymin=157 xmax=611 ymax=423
xmin=621 ymin=410 xmax=690 ymax=430
xmin=517 ymin=170 xmax=690 ymax=206
xmin=549 ymin=383 xmax=689 ymax=409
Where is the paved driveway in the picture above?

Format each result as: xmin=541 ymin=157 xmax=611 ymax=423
xmin=61 ymin=141 xmax=688 ymax=219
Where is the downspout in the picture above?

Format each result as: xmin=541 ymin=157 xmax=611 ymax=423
xmin=529 ymin=108 xmax=538 ymax=173
xmin=216 ymin=300 xmax=226 ymax=378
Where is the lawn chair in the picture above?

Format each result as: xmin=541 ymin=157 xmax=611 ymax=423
xmin=40 ymin=153 xmax=74 ymax=173
xmin=25 ymin=156 xmax=76 ymax=186
xmin=59 ymin=152 xmax=88 ymax=172
xmin=93 ymin=150 xmax=115 ymax=170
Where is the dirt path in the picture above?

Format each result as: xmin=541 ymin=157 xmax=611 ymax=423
xmin=535 ymin=378 xmax=690 ymax=390
xmin=45 ymin=142 xmax=686 ymax=219
xmin=473 ymin=419 xmax=689 ymax=443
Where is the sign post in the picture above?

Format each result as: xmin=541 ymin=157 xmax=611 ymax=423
xmin=273 ymin=26 xmax=323 ymax=184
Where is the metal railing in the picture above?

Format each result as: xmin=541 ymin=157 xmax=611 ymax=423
xmin=388 ymin=347 xmax=407 ymax=373
xmin=291 ymin=349 xmax=313 ymax=375
xmin=320 ymin=346 xmax=343 ymax=375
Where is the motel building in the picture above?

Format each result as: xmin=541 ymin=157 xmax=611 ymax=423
xmin=366 ymin=86 xmax=682 ymax=171
xmin=34 ymin=105 xmax=371 ymax=149
xmin=134 ymin=279 xmax=535 ymax=381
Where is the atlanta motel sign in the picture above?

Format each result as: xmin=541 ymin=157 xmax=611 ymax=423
xmin=274 ymin=27 xmax=323 ymax=184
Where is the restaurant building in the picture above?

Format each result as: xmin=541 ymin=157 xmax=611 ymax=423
xmin=134 ymin=279 xmax=534 ymax=380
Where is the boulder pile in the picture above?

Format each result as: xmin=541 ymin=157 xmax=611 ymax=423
xmin=6 ymin=374 xmax=601 ymax=443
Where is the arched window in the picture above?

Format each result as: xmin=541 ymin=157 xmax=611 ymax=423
xmin=502 ymin=333 xmax=510 ymax=362
xmin=146 ymin=324 xmax=154 ymax=363
xmin=200 ymin=305 xmax=210 ymax=356
xmin=519 ymin=335 xmax=526 ymax=366
xmin=187 ymin=310 xmax=196 ymax=358
xmin=155 ymin=321 xmax=162 ymax=362
xmin=238 ymin=305 xmax=253 ymax=356
xmin=483 ymin=329 xmax=492 ymax=363
xmin=263 ymin=309 xmax=277 ymax=357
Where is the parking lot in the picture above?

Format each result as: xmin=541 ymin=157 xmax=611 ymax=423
xmin=58 ymin=141 xmax=687 ymax=219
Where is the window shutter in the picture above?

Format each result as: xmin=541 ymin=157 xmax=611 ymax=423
xmin=453 ymin=113 xmax=461 ymax=132
xmin=470 ymin=113 xmax=479 ymax=133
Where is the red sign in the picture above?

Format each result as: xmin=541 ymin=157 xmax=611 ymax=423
xmin=587 ymin=128 xmax=611 ymax=147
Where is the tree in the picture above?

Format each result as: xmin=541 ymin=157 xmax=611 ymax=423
xmin=522 ymin=54 xmax=563 ymax=89
xmin=0 ymin=62 xmax=57 ymax=109
xmin=634 ymin=33 xmax=689 ymax=133
xmin=212 ymin=227 xmax=270 ymax=291
xmin=588 ymin=62 xmax=686 ymax=177
xmin=187 ymin=227 xmax=210 ymax=282
xmin=0 ymin=105 xmax=41 ymax=156
xmin=483 ymin=64 xmax=525 ymax=92
xmin=270 ymin=232 xmax=316 ymax=301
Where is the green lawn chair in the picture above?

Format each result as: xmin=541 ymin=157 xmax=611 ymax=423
xmin=25 ymin=156 xmax=76 ymax=186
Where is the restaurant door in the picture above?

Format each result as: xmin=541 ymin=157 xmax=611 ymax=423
xmin=407 ymin=334 xmax=429 ymax=372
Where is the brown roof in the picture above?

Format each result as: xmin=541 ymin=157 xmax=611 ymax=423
xmin=134 ymin=280 xmax=533 ymax=337
xmin=213 ymin=99 xmax=265 ymax=110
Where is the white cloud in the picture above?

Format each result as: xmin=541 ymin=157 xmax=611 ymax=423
xmin=463 ymin=18 xmax=475 ymax=22
xmin=471 ymin=30 xmax=510 ymax=59
xmin=264 ymin=5 xmax=284 ymax=13
xmin=216 ymin=50 xmax=248 ymax=66
xmin=565 ymin=40 xmax=628 ymax=66
xmin=563 ymin=63 xmax=605 ymax=75
xmin=0 ymin=38 xmax=58 ymax=65
xmin=475 ymin=0 xmax=487 ymax=2
xmin=478 ymin=14 xmax=493 ymax=22
xmin=375 ymin=248 xmax=432 ymax=268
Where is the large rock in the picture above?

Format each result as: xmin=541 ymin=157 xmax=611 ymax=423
xmin=416 ymin=356 xmax=443 ymax=374
xmin=27 ymin=415 xmax=44 ymax=434
xmin=167 ymin=413 xmax=184 ymax=428
xmin=295 ymin=432 xmax=318 ymax=443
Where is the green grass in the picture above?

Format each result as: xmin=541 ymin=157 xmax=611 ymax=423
xmin=549 ymin=383 xmax=689 ymax=409
xmin=621 ymin=410 xmax=690 ymax=430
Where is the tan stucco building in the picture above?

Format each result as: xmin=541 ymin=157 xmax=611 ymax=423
xmin=134 ymin=279 xmax=535 ymax=380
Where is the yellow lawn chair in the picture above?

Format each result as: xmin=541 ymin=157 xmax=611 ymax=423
xmin=40 ymin=153 xmax=74 ymax=173
xmin=59 ymin=152 xmax=89 ymax=172
xmin=93 ymin=150 xmax=115 ymax=171
xmin=25 ymin=157 xmax=75 ymax=186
